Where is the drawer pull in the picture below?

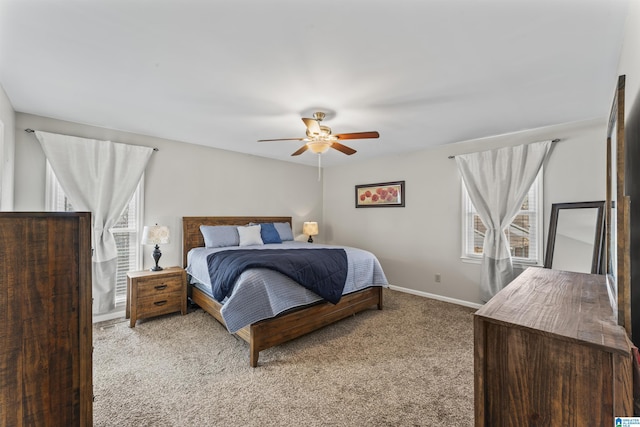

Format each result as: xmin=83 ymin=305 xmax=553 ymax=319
xmin=154 ymin=300 xmax=168 ymax=306
xmin=154 ymin=284 xmax=168 ymax=290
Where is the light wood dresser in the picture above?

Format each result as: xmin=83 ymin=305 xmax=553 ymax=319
xmin=474 ymin=267 xmax=633 ymax=426
xmin=0 ymin=212 xmax=92 ymax=426
xmin=126 ymin=267 xmax=187 ymax=327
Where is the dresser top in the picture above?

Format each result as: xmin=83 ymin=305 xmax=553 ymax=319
xmin=475 ymin=267 xmax=630 ymax=354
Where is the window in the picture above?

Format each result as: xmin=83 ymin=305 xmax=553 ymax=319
xmin=45 ymin=161 xmax=143 ymax=310
xmin=462 ymin=170 xmax=543 ymax=265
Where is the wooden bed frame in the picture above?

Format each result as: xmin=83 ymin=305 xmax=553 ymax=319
xmin=182 ymin=216 xmax=383 ymax=367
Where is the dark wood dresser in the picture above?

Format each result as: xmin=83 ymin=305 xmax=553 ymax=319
xmin=474 ymin=267 xmax=633 ymax=426
xmin=0 ymin=212 xmax=93 ymax=426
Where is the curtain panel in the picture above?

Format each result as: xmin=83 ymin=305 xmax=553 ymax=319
xmin=456 ymin=140 xmax=551 ymax=301
xmin=36 ymin=131 xmax=154 ymax=315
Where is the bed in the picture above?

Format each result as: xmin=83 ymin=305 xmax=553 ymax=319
xmin=182 ymin=216 xmax=387 ymax=367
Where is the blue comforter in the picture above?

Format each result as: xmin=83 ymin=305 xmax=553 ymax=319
xmin=207 ymin=248 xmax=348 ymax=304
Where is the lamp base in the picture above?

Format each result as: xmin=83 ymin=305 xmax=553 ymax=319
xmin=308 ymin=236 xmax=314 ymax=243
xmin=151 ymin=244 xmax=163 ymax=271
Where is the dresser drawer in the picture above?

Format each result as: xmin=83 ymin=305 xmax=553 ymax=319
xmin=136 ymin=274 xmax=183 ymax=298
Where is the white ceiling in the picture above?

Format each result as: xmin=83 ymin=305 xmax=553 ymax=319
xmin=0 ymin=0 xmax=630 ymax=167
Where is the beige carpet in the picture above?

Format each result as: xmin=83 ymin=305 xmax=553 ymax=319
xmin=93 ymin=289 xmax=476 ymax=426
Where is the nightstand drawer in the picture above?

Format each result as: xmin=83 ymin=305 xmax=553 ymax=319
xmin=137 ymin=275 xmax=183 ymax=298
xmin=137 ymin=292 xmax=183 ymax=317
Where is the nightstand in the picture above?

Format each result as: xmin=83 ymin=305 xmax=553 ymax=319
xmin=126 ymin=267 xmax=187 ymax=327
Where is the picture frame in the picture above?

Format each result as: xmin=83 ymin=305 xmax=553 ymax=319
xmin=355 ymin=181 xmax=405 ymax=208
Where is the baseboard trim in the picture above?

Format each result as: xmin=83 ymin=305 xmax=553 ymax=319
xmin=388 ymin=285 xmax=483 ymax=310
xmin=93 ymin=310 xmax=126 ymax=324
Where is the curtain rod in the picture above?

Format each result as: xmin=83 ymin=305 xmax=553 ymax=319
xmin=24 ymin=128 xmax=159 ymax=151
xmin=447 ymin=138 xmax=560 ymax=159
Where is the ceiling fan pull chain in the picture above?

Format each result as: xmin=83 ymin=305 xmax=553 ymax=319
xmin=317 ymin=154 xmax=322 ymax=181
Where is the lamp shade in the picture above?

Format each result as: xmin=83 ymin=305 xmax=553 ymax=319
xmin=303 ymin=222 xmax=319 ymax=236
xmin=141 ymin=225 xmax=170 ymax=245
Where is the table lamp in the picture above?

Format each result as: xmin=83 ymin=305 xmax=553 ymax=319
xmin=303 ymin=221 xmax=318 ymax=243
xmin=141 ymin=224 xmax=170 ymax=271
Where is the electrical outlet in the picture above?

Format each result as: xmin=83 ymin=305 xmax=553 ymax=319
xmin=435 ymin=273 xmax=441 ymax=283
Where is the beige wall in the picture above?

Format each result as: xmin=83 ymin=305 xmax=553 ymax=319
xmin=0 ymin=85 xmax=15 ymax=210
xmin=9 ymin=116 xmax=611 ymax=307
xmin=15 ymin=111 xmax=606 ymax=306
xmin=619 ymin=0 xmax=640 ymax=118
xmin=14 ymin=113 xmax=323 ymax=269
xmin=322 ymin=118 xmax=606 ymax=305
xmin=13 ymin=111 xmax=607 ymax=307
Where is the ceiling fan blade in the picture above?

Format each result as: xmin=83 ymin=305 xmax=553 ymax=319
xmin=331 ymin=142 xmax=357 ymax=155
xmin=334 ymin=131 xmax=380 ymax=140
xmin=257 ymin=137 xmax=305 ymax=142
xmin=291 ymin=145 xmax=309 ymax=156
xmin=302 ymin=118 xmax=322 ymax=136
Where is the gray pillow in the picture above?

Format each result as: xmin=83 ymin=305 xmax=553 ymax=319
xmin=200 ymin=225 xmax=240 ymax=248
xmin=273 ymin=222 xmax=294 ymax=241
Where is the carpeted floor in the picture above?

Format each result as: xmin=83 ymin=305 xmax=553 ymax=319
xmin=93 ymin=289 xmax=476 ymax=426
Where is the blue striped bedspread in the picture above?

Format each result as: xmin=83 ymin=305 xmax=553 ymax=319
xmin=186 ymin=241 xmax=388 ymax=333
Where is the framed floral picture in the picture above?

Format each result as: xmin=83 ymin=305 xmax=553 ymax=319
xmin=355 ymin=181 xmax=405 ymax=208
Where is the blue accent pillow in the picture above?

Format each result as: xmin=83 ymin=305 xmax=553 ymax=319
xmin=260 ymin=222 xmax=282 ymax=244
xmin=273 ymin=222 xmax=294 ymax=241
xmin=200 ymin=225 xmax=240 ymax=248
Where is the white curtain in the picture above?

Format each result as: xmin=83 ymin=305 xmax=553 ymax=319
xmin=36 ymin=131 xmax=154 ymax=314
xmin=456 ymin=141 xmax=551 ymax=301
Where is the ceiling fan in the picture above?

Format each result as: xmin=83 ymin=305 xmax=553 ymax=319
xmin=258 ymin=112 xmax=380 ymax=156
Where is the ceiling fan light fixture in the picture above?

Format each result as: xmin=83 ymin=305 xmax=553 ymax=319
xmin=307 ymin=141 xmax=331 ymax=154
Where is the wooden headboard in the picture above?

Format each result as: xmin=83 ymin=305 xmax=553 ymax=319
xmin=182 ymin=216 xmax=292 ymax=267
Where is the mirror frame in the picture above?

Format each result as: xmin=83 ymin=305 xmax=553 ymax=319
xmin=606 ymin=74 xmax=630 ymax=331
xmin=544 ymin=201 xmax=606 ymax=274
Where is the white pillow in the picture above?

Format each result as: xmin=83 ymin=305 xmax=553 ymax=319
xmin=237 ymin=225 xmax=264 ymax=246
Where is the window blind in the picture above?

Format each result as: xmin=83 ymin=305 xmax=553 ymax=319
xmin=463 ymin=170 xmax=543 ymax=264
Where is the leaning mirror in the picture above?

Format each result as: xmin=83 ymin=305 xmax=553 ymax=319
xmin=544 ymin=201 xmax=606 ymax=274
